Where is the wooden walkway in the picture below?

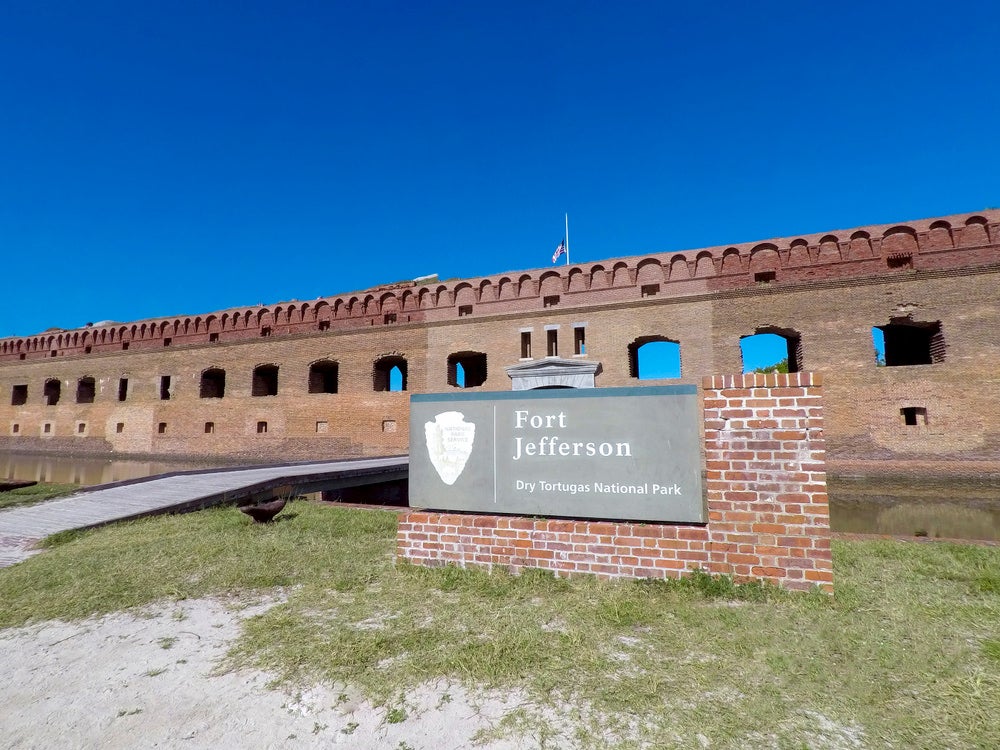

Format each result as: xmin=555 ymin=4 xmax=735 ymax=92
xmin=0 ymin=456 xmax=408 ymax=568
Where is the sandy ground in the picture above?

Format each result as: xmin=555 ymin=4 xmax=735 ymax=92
xmin=0 ymin=597 xmax=552 ymax=750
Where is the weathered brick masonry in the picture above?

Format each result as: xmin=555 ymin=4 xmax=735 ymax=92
xmin=398 ymin=372 xmax=832 ymax=592
xmin=1 ymin=210 xmax=998 ymax=474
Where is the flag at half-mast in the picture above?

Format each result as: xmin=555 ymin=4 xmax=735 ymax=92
xmin=552 ymin=239 xmax=567 ymax=263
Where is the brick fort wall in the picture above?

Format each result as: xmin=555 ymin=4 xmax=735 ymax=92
xmin=1 ymin=210 xmax=998 ymax=473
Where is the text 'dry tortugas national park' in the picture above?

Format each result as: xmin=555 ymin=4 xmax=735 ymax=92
xmin=4 ymin=210 xmax=1000 ymax=590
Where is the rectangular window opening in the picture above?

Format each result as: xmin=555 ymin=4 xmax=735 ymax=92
xmin=754 ymin=271 xmax=776 ymax=284
xmin=115 ymin=422 xmax=124 ymax=434
xmin=50 ymin=350 xmax=57 ymax=357
xmin=256 ymin=421 xmax=268 ymax=434
xmin=887 ymin=254 xmax=913 ymax=270
xmin=458 ymin=305 xmax=473 ymax=317
xmin=77 ymin=423 xmax=86 ymax=434
xmin=157 ymin=422 xmax=167 ymax=434
xmin=260 ymin=327 xmax=272 ymax=337
xmin=209 ymin=332 xmax=220 ymax=343
xmin=11 ymin=384 xmax=27 ymax=406
xmin=546 ymin=329 xmax=558 ymax=357
xmin=383 ymin=313 xmax=397 ymax=324
xmin=317 ymin=320 xmax=330 ymax=331
xmin=84 ymin=345 xmax=92 ymax=354
xmin=900 ymin=406 xmax=928 ymax=426
xmin=574 ymin=327 xmax=586 ymax=355
xmin=382 ymin=419 xmax=397 ymax=433
xmin=641 ymin=284 xmax=660 ymax=297
xmin=118 ymin=378 xmax=129 ymax=402
xmin=315 ymin=420 xmax=328 ymax=433
xmin=43 ymin=423 xmax=52 ymax=434
xmin=204 ymin=422 xmax=215 ymax=434
xmin=122 ymin=342 xmax=129 ymax=350
xmin=159 ymin=375 xmax=172 ymax=400
xmin=543 ymin=295 xmax=560 ymax=308
xmin=520 ymin=331 xmax=532 ymax=359
xmin=163 ymin=337 xmax=172 ymax=347
xmin=12 ymin=423 xmax=20 ymax=435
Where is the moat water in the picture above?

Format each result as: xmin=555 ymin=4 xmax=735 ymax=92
xmin=2 ymin=453 xmax=998 ymax=542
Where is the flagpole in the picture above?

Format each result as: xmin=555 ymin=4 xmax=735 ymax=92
xmin=565 ymin=213 xmax=570 ymax=266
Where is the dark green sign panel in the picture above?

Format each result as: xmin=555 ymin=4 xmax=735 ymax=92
xmin=410 ymin=386 xmax=704 ymax=523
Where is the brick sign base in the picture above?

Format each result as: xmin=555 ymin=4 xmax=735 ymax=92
xmin=398 ymin=373 xmax=833 ymax=593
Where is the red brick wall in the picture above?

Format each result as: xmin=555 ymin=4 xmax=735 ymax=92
xmin=703 ymin=372 xmax=832 ymax=591
xmin=4 ymin=210 xmax=999 ymax=471
xmin=398 ymin=372 xmax=833 ymax=592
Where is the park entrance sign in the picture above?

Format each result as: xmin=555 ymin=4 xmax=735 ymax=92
xmin=410 ymin=386 xmax=704 ymax=523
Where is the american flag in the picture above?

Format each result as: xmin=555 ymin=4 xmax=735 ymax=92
xmin=552 ymin=239 xmax=567 ymax=263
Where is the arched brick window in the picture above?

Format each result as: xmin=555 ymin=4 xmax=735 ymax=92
xmin=628 ymin=336 xmax=681 ymax=379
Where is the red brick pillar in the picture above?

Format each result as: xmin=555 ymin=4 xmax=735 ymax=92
xmin=703 ymin=372 xmax=833 ymax=592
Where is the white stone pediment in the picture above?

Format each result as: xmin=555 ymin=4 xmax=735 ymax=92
xmin=505 ymin=357 xmax=600 ymax=390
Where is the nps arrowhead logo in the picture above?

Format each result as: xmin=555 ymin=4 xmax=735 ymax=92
xmin=424 ymin=411 xmax=476 ymax=485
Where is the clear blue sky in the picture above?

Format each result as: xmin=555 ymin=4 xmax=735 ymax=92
xmin=3 ymin=1 xmax=998 ymax=349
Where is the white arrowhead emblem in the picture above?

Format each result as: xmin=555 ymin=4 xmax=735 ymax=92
xmin=425 ymin=411 xmax=476 ymax=485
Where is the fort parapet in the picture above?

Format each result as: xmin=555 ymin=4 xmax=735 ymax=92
xmin=1 ymin=210 xmax=998 ymax=473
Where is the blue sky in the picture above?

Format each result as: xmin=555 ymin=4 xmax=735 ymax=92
xmin=3 ymin=1 xmax=998 ymax=370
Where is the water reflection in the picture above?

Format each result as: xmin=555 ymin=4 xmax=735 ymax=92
xmin=3 ymin=453 xmax=999 ymax=541
xmin=0 ymin=453 xmax=231 ymax=487
xmin=828 ymin=474 xmax=1000 ymax=542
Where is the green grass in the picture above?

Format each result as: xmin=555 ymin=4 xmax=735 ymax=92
xmin=0 ymin=482 xmax=78 ymax=510
xmin=1 ymin=501 xmax=999 ymax=748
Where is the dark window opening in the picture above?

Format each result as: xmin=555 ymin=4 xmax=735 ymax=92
xmin=887 ymin=254 xmax=913 ymax=270
xmin=318 ymin=320 xmax=330 ymax=331
xmin=574 ymin=327 xmax=586 ymax=355
xmin=163 ymin=337 xmax=172 ymax=347
xmin=901 ymin=407 xmax=928 ymax=426
xmin=157 ymin=422 xmax=167 ymax=434
xmin=116 ymin=422 xmax=124 ymax=434
xmin=308 ymin=360 xmax=339 ymax=394
xmin=256 ymin=421 xmax=268 ymax=434
xmin=252 ymin=364 xmax=279 ymax=396
xmin=874 ymin=320 xmax=944 ymax=367
xmin=546 ymin=329 xmax=558 ymax=357
xmin=543 ymin=295 xmax=560 ymax=308
xmin=84 ymin=345 xmax=92 ymax=354
xmin=740 ymin=329 xmax=802 ymax=374
xmin=77 ymin=423 xmax=86 ymax=434
xmin=11 ymin=384 xmax=27 ymax=406
xmin=260 ymin=326 xmax=272 ymax=337
xmin=12 ymin=423 xmax=20 ymax=434
xmin=754 ymin=271 xmax=776 ymax=284
xmin=458 ymin=305 xmax=473 ymax=317
xmin=447 ymin=352 xmax=488 ymax=388
xmin=520 ymin=331 xmax=531 ymax=358
xmin=43 ymin=423 xmax=52 ymax=434
xmin=209 ymin=332 xmax=220 ymax=343
xmin=44 ymin=379 xmax=61 ymax=406
xmin=50 ymin=350 xmax=57 ymax=357
xmin=205 ymin=422 xmax=215 ymax=434
xmin=159 ymin=375 xmax=172 ymax=400
xmin=384 ymin=313 xmax=397 ymax=324
xmin=118 ymin=378 xmax=128 ymax=402
xmin=373 ymin=356 xmax=407 ymax=392
xmin=200 ymin=368 xmax=226 ymax=398
xmin=122 ymin=342 xmax=129 ymax=350
xmin=641 ymin=284 xmax=660 ymax=297
xmin=19 ymin=353 xmax=25 ymax=360
xmin=76 ymin=377 xmax=96 ymax=404
xmin=628 ymin=337 xmax=681 ymax=379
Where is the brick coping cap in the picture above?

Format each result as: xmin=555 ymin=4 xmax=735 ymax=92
xmin=702 ymin=372 xmax=823 ymax=389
